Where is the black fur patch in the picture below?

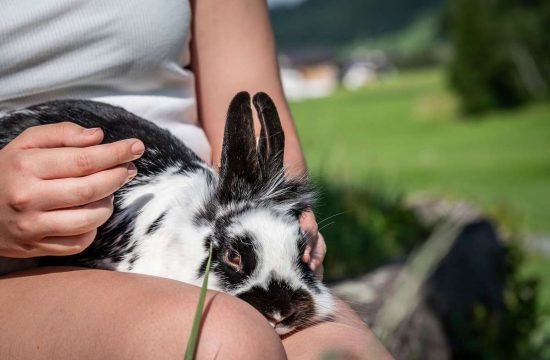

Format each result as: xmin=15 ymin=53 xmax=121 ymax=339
xmin=198 ymin=232 xmax=259 ymax=291
xmin=194 ymin=200 xmax=252 ymax=226
xmin=218 ymin=92 xmax=261 ymax=198
xmin=297 ymin=261 xmax=321 ymax=294
xmin=237 ymin=279 xmax=316 ymax=328
xmin=145 ymin=211 xmax=167 ymax=235
xmin=127 ymin=253 xmax=140 ymax=271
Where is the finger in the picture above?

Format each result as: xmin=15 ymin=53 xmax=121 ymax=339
xmin=10 ymin=122 xmax=104 ymax=149
xmin=315 ymin=264 xmax=324 ymax=280
xmin=310 ymin=233 xmax=327 ymax=263
xmin=313 ymin=232 xmax=327 ymax=258
xmin=308 ymin=232 xmax=327 ymax=274
xmin=32 ymin=138 xmax=144 ymax=179
xmin=301 ymin=231 xmax=318 ymax=264
xmin=36 ymin=163 xmax=136 ymax=210
xmin=300 ymin=210 xmax=319 ymax=264
xmin=39 ymin=196 xmax=114 ymax=237
xmin=300 ymin=209 xmax=319 ymax=234
xmin=36 ymin=229 xmax=98 ymax=256
xmin=302 ymin=245 xmax=312 ymax=264
xmin=308 ymin=255 xmax=324 ymax=279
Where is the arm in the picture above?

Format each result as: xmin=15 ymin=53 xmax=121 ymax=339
xmin=190 ymin=0 xmax=305 ymax=176
xmin=190 ymin=0 xmax=325 ymax=275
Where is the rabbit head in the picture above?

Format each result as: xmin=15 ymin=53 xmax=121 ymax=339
xmin=195 ymin=92 xmax=334 ymax=335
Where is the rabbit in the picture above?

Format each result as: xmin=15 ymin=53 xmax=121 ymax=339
xmin=0 ymin=92 xmax=334 ymax=335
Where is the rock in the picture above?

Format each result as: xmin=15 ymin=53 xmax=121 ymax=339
xmin=331 ymin=264 xmax=450 ymax=360
xmin=330 ymin=197 xmax=506 ymax=360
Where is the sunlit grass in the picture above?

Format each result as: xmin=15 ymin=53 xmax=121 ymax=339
xmin=293 ymin=68 xmax=550 ymax=233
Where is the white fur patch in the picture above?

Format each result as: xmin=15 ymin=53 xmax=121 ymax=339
xmin=114 ymin=168 xmax=215 ymax=286
xmin=228 ymin=209 xmax=302 ymax=290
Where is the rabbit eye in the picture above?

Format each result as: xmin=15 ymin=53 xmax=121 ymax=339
xmin=224 ymin=249 xmax=242 ymax=271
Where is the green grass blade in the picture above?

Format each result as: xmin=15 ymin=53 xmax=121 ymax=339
xmin=184 ymin=241 xmax=213 ymax=360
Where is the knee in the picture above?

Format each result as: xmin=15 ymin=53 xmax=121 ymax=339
xmin=112 ymin=279 xmax=287 ymax=360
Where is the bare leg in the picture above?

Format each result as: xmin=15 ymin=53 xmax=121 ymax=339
xmin=282 ymin=298 xmax=393 ymax=360
xmin=0 ymin=267 xmax=286 ymax=360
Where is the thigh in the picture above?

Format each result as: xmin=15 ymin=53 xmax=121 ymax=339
xmin=282 ymin=298 xmax=393 ymax=360
xmin=0 ymin=267 xmax=286 ymax=360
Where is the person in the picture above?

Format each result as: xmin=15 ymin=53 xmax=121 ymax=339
xmin=0 ymin=0 xmax=392 ymax=358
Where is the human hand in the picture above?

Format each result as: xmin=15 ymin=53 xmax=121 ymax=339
xmin=0 ymin=122 xmax=144 ymax=258
xmin=300 ymin=210 xmax=326 ymax=279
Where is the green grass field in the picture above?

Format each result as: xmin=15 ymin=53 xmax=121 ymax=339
xmin=293 ymin=69 xmax=550 ymax=233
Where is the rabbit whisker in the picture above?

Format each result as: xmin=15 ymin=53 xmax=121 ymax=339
xmin=317 ymin=221 xmax=336 ymax=233
xmin=317 ymin=211 xmax=347 ymax=226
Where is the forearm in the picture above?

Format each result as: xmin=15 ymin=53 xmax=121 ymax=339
xmin=190 ymin=0 xmax=307 ymax=177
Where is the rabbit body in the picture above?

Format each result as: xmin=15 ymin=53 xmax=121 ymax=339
xmin=0 ymin=93 xmax=334 ymax=334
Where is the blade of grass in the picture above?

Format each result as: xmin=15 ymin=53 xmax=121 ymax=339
xmin=184 ymin=241 xmax=213 ymax=360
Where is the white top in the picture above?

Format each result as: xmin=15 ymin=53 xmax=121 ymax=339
xmin=0 ymin=0 xmax=211 ymax=162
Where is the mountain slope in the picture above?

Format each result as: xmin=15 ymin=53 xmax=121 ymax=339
xmin=269 ymin=0 xmax=444 ymax=50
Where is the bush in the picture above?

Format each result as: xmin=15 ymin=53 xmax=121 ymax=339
xmin=447 ymin=0 xmax=550 ymax=115
xmin=314 ymin=178 xmax=430 ymax=279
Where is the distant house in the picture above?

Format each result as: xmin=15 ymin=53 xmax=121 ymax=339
xmin=279 ymin=49 xmax=396 ymax=100
xmin=342 ymin=51 xmax=397 ymax=90
xmin=342 ymin=61 xmax=378 ymax=90
xmin=278 ymin=49 xmax=339 ymax=101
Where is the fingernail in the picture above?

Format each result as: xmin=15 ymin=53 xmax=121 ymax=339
xmin=130 ymin=140 xmax=145 ymax=155
xmin=310 ymin=262 xmax=317 ymax=271
xmin=83 ymin=127 xmax=101 ymax=135
xmin=127 ymin=163 xmax=138 ymax=180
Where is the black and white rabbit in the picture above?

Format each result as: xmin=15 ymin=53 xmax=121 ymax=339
xmin=0 ymin=92 xmax=334 ymax=335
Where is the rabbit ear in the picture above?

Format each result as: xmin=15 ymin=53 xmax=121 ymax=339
xmin=219 ymin=92 xmax=261 ymax=194
xmin=253 ymin=92 xmax=285 ymax=175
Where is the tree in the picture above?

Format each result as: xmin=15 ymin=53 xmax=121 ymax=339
xmin=448 ymin=0 xmax=549 ymax=114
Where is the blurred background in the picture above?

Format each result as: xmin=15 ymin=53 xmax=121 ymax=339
xmin=267 ymin=0 xmax=549 ymax=358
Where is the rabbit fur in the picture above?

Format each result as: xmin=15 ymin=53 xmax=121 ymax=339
xmin=0 ymin=92 xmax=334 ymax=335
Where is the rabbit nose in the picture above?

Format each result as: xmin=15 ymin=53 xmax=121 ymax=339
xmin=266 ymin=310 xmax=295 ymax=327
